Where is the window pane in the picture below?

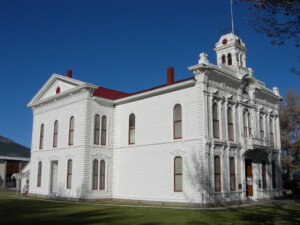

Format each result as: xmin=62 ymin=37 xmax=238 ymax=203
xmin=213 ymin=104 xmax=218 ymax=120
xmin=214 ymin=157 xmax=220 ymax=173
xmin=129 ymin=129 xmax=135 ymax=144
xmin=174 ymin=121 xmax=182 ymax=139
xmin=175 ymin=157 xmax=182 ymax=173
xmin=129 ymin=114 xmax=135 ymax=128
xmin=70 ymin=117 xmax=74 ymax=130
xmin=92 ymin=160 xmax=98 ymax=189
xmin=213 ymin=121 xmax=219 ymax=138
xmin=101 ymin=116 xmax=106 ymax=130
xmin=228 ymin=124 xmax=233 ymax=140
xmin=69 ymin=131 xmax=74 ymax=145
xmin=67 ymin=174 xmax=72 ymax=188
xmin=174 ymin=105 xmax=182 ymax=121
xmin=95 ymin=115 xmax=100 ymax=129
xmin=215 ymin=174 xmax=220 ymax=191
xmin=101 ymin=131 xmax=106 ymax=145
xmin=230 ymin=175 xmax=235 ymax=191
xmin=175 ymin=175 xmax=182 ymax=191
xmin=227 ymin=108 xmax=232 ymax=123
xmin=94 ymin=130 xmax=99 ymax=145
xmin=100 ymin=160 xmax=105 ymax=189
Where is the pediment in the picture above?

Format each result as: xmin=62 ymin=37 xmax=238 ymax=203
xmin=28 ymin=73 xmax=96 ymax=108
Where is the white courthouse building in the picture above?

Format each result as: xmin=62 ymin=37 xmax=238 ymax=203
xmin=27 ymin=33 xmax=283 ymax=204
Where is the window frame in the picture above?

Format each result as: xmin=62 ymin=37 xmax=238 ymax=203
xmin=229 ymin=157 xmax=236 ymax=191
xmin=92 ymin=159 xmax=98 ymax=190
xmin=94 ymin=114 xmax=100 ymax=145
xmin=174 ymin=156 xmax=183 ymax=192
xmin=100 ymin=160 xmax=105 ymax=190
xmin=214 ymin=156 xmax=221 ymax=192
xmin=68 ymin=116 xmax=74 ymax=146
xmin=213 ymin=103 xmax=220 ymax=139
xmin=37 ymin=161 xmax=42 ymax=187
xmin=173 ymin=104 xmax=182 ymax=140
xmin=128 ymin=113 xmax=135 ymax=145
xmin=66 ymin=159 xmax=72 ymax=189
xmin=227 ymin=107 xmax=234 ymax=141
xmin=39 ymin=124 xmax=44 ymax=150
xmin=53 ymin=120 xmax=58 ymax=148
xmin=101 ymin=116 xmax=107 ymax=146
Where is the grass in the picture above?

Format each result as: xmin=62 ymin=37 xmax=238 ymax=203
xmin=0 ymin=194 xmax=299 ymax=225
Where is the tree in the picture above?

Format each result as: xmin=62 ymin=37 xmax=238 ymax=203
xmin=239 ymin=0 xmax=300 ymax=75
xmin=279 ymin=89 xmax=300 ymax=180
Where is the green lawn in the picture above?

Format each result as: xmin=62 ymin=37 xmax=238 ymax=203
xmin=0 ymin=194 xmax=299 ymax=225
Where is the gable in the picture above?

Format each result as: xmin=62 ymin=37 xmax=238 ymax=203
xmin=40 ymin=79 xmax=77 ymax=100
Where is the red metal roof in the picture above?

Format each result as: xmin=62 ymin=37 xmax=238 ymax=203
xmin=93 ymin=77 xmax=194 ymax=100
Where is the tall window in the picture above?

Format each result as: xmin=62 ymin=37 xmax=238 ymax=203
xmin=259 ymin=116 xmax=264 ymax=139
xmin=262 ymin=160 xmax=267 ymax=189
xmin=227 ymin=53 xmax=232 ymax=65
xmin=92 ymin=159 xmax=98 ymax=190
xmin=230 ymin=157 xmax=236 ymax=191
xmin=173 ymin=104 xmax=182 ymax=139
xmin=39 ymin=124 xmax=44 ymax=149
xmin=100 ymin=160 xmax=105 ymax=190
xmin=213 ymin=103 xmax=219 ymax=139
xmin=272 ymin=161 xmax=276 ymax=189
xmin=53 ymin=120 xmax=58 ymax=148
xmin=227 ymin=108 xmax=234 ymax=141
xmin=270 ymin=119 xmax=274 ymax=147
xmin=240 ymin=55 xmax=243 ymax=67
xmin=67 ymin=160 xmax=72 ymax=189
xmin=248 ymin=113 xmax=252 ymax=137
xmin=69 ymin=117 xmax=74 ymax=146
xmin=101 ymin=116 xmax=107 ymax=146
xmin=174 ymin=156 xmax=182 ymax=192
xmin=129 ymin=114 xmax=135 ymax=144
xmin=221 ymin=55 xmax=226 ymax=64
xmin=37 ymin=161 xmax=42 ymax=187
xmin=243 ymin=111 xmax=251 ymax=138
xmin=214 ymin=156 xmax=221 ymax=192
xmin=94 ymin=114 xmax=100 ymax=145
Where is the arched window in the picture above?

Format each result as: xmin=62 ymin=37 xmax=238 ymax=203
xmin=56 ymin=87 xmax=60 ymax=94
xmin=227 ymin=53 xmax=232 ymax=65
xmin=173 ymin=104 xmax=182 ymax=139
xmin=259 ymin=116 xmax=264 ymax=139
xmin=272 ymin=161 xmax=276 ymax=189
xmin=214 ymin=156 xmax=221 ymax=192
xmin=221 ymin=55 xmax=226 ymax=64
xmin=92 ymin=159 xmax=98 ymax=190
xmin=174 ymin=156 xmax=182 ymax=192
xmin=37 ymin=161 xmax=42 ymax=187
xmin=270 ymin=119 xmax=274 ymax=147
xmin=67 ymin=160 xmax=72 ymax=189
xmin=100 ymin=160 xmax=105 ymax=190
xmin=39 ymin=124 xmax=44 ymax=149
xmin=227 ymin=108 xmax=234 ymax=141
xmin=101 ymin=116 xmax=107 ymax=146
xmin=213 ymin=103 xmax=219 ymax=139
xmin=262 ymin=160 xmax=267 ymax=189
xmin=129 ymin=114 xmax=135 ymax=144
xmin=69 ymin=117 xmax=74 ymax=146
xmin=53 ymin=120 xmax=58 ymax=148
xmin=230 ymin=157 xmax=236 ymax=191
xmin=94 ymin=114 xmax=100 ymax=145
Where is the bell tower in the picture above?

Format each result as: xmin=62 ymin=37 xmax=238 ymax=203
xmin=214 ymin=33 xmax=248 ymax=69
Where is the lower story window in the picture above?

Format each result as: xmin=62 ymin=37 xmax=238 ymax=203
xmin=174 ymin=156 xmax=182 ymax=192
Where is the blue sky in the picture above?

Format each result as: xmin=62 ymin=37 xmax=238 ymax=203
xmin=0 ymin=0 xmax=299 ymax=148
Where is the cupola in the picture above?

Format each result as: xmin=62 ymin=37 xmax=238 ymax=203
xmin=214 ymin=33 xmax=247 ymax=69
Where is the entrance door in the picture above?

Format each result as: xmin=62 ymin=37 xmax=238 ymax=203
xmin=245 ymin=159 xmax=253 ymax=197
xmin=50 ymin=161 xmax=58 ymax=194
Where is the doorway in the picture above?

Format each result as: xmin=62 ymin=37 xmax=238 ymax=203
xmin=245 ymin=159 xmax=253 ymax=197
xmin=50 ymin=161 xmax=58 ymax=194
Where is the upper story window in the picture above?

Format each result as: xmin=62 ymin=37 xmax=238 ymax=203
xmin=230 ymin=157 xmax=236 ymax=191
xmin=174 ymin=156 xmax=183 ymax=192
xmin=173 ymin=104 xmax=182 ymax=139
xmin=67 ymin=159 xmax=72 ymax=189
xmin=101 ymin=116 xmax=107 ymax=146
xmin=39 ymin=124 xmax=44 ymax=149
xmin=227 ymin=107 xmax=234 ymax=141
xmin=129 ymin=113 xmax=135 ymax=144
xmin=240 ymin=55 xmax=243 ymax=67
xmin=92 ymin=159 xmax=98 ymax=190
xmin=259 ymin=115 xmax=264 ymax=139
xmin=270 ymin=118 xmax=274 ymax=147
xmin=227 ymin=53 xmax=232 ymax=65
xmin=243 ymin=111 xmax=252 ymax=138
xmin=53 ymin=120 xmax=58 ymax=148
xmin=37 ymin=161 xmax=42 ymax=187
xmin=214 ymin=156 xmax=221 ymax=192
xmin=69 ymin=116 xmax=74 ymax=146
xmin=213 ymin=103 xmax=219 ymax=139
xmin=221 ymin=55 xmax=226 ymax=64
xmin=94 ymin=114 xmax=100 ymax=145
xmin=262 ymin=160 xmax=267 ymax=189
